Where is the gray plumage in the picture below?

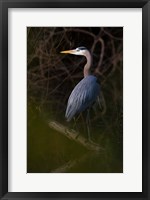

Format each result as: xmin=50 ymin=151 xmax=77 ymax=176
xmin=65 ymin=75 xmax=100 ymax=121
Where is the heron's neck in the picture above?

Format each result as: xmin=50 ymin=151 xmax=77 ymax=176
xmin=84 ymin=51 xmax=92 ymax=77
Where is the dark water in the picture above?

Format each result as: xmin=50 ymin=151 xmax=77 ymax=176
xmin=27 ymin=104 xmax=123 ymax=173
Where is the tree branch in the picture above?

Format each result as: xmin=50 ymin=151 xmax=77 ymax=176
xmin=48 ymin=121 xmax=104 ymax=151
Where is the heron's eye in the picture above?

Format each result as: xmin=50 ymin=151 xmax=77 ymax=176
xmin=76 ymin=48 xmax=80 ymax=52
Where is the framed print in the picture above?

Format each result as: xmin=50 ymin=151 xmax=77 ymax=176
xmin=0 ymin=0 xmax=150 ymax=199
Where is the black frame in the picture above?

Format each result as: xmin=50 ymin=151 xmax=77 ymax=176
xmin=0 ymin=0 xmax=150 ymax=199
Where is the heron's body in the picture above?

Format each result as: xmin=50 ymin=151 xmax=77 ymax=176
xmin=61 ymin=46 xmax=101 ymax=141
xmin=65 ymin=75 xmax=100 ymax=121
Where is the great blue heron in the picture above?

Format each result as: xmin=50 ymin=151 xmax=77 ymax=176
xmin=61 ymin=46 xmax=100 ymax=142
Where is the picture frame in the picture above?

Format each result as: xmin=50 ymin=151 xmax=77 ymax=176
xmin=0 ymin=0 xmax=150 ymax=199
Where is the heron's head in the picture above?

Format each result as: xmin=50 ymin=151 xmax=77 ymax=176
xmin=60 ymin=46 xmax=89 ymax=56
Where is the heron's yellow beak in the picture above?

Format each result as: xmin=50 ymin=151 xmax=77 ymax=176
xmin=60 ymin=49 xmax=76 ymax=54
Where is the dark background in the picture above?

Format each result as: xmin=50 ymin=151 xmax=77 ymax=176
xmin=27 ymin=27 xmax=123 ymax=173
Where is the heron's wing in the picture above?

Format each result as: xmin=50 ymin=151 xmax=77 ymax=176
xmin=65 ymin=76 xmax=100 ymax=121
